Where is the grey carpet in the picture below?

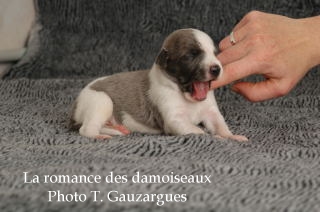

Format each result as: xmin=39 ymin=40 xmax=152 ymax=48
xmin=1 ymin=0 xmax=320 ymax=211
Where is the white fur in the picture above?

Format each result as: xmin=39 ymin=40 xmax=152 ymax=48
xmin=73 ymin=77 xmax=114 ymax=138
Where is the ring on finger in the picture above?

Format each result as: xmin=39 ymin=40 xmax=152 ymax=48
xmin=230 ymin=31 xmax=236 ymax=45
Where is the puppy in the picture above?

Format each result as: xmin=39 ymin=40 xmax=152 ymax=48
xmin=70 ymin=28 xmax=248 ymax=141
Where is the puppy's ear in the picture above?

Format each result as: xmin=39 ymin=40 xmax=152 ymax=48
xmin=156 ymin=48 xmax=168 ymax=69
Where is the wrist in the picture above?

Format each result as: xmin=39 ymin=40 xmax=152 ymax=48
xmin=300 ymin=16 xmax=320 ymax=68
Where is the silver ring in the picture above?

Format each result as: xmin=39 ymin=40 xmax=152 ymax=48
xmin=230 ymin=31 xmax=236 ymax=45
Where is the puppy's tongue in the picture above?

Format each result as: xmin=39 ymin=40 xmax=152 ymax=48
xmin=192 ymin=81 xmax=209 ymax=101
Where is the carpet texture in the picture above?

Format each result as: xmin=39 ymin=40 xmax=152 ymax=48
xmin=1 ymin=0 xmax=320 ymax=211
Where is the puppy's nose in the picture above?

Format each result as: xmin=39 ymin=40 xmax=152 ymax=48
xmin=210 ymin=65 xmax=221 ymax=77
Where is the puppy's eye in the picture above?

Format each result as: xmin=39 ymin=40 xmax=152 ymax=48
xmin=181 ymin=49 xmax=200 ymax=61
xmin=190 ymin=49 xmax=200 ymax=57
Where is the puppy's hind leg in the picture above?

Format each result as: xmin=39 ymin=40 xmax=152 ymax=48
xmin=78 ymin=91 xmax=114 ymax=139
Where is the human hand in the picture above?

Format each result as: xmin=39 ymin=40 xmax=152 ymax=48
xmin=211 ymin=11 xmax=320 ymax=102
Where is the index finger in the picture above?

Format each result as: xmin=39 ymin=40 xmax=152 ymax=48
xmin=210 ymin=55 xmax=257 ymax=89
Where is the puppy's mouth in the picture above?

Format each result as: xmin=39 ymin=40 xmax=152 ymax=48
xmin=191 ymin=81 xmax=212 ymax=101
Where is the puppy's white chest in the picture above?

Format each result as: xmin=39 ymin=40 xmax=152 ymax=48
xmin=160 ymin=90 xmax=214 ymax=125
xmin=182 ymin=96 xmax=213 ymax=125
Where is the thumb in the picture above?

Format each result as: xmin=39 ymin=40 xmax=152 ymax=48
xmin=232 ymin=79 xmax=286 ymax=102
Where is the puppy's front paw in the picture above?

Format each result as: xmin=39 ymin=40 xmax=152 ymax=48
xmin=228 ymin=134 xmax=248 ymax=142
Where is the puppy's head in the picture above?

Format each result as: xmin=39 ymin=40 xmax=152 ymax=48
xmin=156 ymin=28 xmax=222 ymax=102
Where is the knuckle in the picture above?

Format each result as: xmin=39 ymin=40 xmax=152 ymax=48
xmin=219 ymin=40 xmax=226 ymax=50
xmin=246 ymin=10 xmax=262 ymax=20
xmin=219 ymin=37 xmax=230 ymax=50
